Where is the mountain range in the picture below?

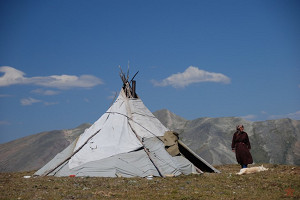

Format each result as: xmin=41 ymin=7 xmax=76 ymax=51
xmin=0 ymin=109 xmax=299 ymax=172
xmin=154 ymin=109 xmax=300 ymax=166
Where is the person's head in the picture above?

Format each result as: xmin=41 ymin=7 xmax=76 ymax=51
xmin=236 ymin=124 xmax=244 ymax=131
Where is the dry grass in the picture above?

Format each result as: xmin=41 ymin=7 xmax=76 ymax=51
xmin=0 ymin=164 xmax=299 ymax=200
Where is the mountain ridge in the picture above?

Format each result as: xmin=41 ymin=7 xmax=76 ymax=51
xmin=0 ymin=110 xmax=299 ymax=172
xmin=153 ymin=110 xmax=300 ymax=166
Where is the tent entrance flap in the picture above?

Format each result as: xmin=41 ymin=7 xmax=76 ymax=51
xmin=178 ymin=140 xmax=220 ymax=173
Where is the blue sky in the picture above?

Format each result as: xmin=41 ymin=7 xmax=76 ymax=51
xmin=0 ymin=0 xmax=299 ymax=143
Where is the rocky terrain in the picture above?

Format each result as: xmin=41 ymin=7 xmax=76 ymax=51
xmin=0 ymin=109 xmax=299 ymax=172
xmin=154 ymin=109 xmax=300 ymax=166
xmin=0 ymin=124 xmax=91 ymax=172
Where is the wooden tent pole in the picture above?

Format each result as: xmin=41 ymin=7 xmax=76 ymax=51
xmin=128 ymin=121 xmax=164 ymax=177
xmin=122 ymin=88 xmax=164 ymax=177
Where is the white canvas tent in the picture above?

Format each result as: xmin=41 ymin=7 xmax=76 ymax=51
xmin=35 ymin=72 xmax=219 ymax=177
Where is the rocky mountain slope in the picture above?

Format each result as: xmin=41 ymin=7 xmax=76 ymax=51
xmin=0 ymin=124 xmax=91 ymax=172
xmin=154 ymin=110 xmax=300 ymax=166
xmin=0 ymin=110 xmax=299 ymax=172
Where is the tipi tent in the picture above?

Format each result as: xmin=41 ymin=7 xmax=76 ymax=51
xmin=35 ymin=71 xmax=219 ymax=177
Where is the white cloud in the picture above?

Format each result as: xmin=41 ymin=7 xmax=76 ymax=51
xmin=20 ymin=97 xmax=41 ymax=106
xmin=20 ymin=97 xmax=59 ymax=106
xmin=261 ymin=111 xmax=268 ymax=115
xmin=43 ymin=101 xmax=59 ymax=106
xmin=31 ymin=89 xmax=60 ymax=96
xmin=0 ymin=94 xmax=12 ymax=98
xmin=240 ymin=114 xmax=257 ymax=121
xmin=0 ymin=121 xmax=10 ymax=125
xmin=269 ymin=110 xmax=300 ymax=120
xmin=0 ymin=66 xmax=103 ymax=89
xmin=0 ymin=66 xmax=26 ymax=86
xmin=151 ymin=66 xmax=231 ymax=88
xmin=107 ymin=91 xmax=118 ymax=100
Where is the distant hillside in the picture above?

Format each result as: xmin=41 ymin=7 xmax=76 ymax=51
xmin=153 ymin=110 xmax=300 ymax=166
xmin=0 ymin=124 xmax=91 ymax=172
xmin=153 ymin=109 xmax=188 ymax=132
xmin=0 ymin=110 xmax=299 ymax=173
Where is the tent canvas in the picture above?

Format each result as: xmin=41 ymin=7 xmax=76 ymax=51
xmin=35 ymin=73 xmax=219 ymax=177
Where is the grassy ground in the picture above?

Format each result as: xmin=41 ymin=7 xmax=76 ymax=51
xmin=0 ymin=164 xmax=299 ymax=200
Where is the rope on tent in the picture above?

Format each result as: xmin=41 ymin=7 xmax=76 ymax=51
xmin=41 ymin=128 xmax=103 ymax=176
xmin=122 ymin=94 xmax=165 ymax=177
xmin=118 ymin=158 xmax=147 ymax=174
xmin=41 ymin=105 xmax=116 ymax=176
xmin=106 ymin=109 xmax=190 ymax=175
xmin=150 ymin=149 xmax=180 ymax=171
xmin=105 ymin=111 xmax=164 ymax=143
xmin=52 ymin=160 xmax=69 ymax=176
xmin=127 ymin=117 xmax=164 ymax=177
xmin=130 ymin=111 xmax=158 ymax=119
xmin=105 ymin=111 xmax=199 ymax=174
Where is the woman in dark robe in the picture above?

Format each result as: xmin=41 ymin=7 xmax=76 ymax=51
xmin=231 ymin=124 xmax=253 ymax=168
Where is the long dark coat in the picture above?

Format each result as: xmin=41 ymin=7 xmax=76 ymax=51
xmin=231 ymin=131 xmax=253 ymax=165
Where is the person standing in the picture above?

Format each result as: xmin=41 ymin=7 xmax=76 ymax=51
xmin=231 ymin=124 xmax=253 ymax=168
